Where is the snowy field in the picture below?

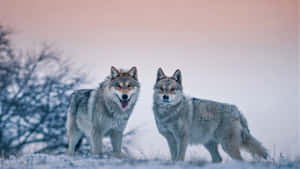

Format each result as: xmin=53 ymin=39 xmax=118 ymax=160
xmin=1 ymin=154 xmax=300 ymax=169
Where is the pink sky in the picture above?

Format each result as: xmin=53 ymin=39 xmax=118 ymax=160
xmin=0 ymin=0 xmax=297 ymax=43
xmin=0 ymin=0 xmax=299 ymax=159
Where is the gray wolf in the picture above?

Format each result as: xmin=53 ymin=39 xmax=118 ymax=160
xmin=152 ymin=68 xmax=268 ymax=162
xmin=66 ymin=66 xmax=140 ymax=157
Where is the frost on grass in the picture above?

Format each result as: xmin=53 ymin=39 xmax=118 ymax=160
xmin=1 ymin=154 xmax=300 ymax=169
xmin=1 ymin=127 xmax=299 ymax=169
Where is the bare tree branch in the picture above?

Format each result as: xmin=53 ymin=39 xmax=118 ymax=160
xmin=0 ymin=25 xmax=85 ymax=156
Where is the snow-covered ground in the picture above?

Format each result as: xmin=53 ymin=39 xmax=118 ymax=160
xmin=1 ymin=128 xmax=298 ymax=169
xmin=1 ymin=154 xmax=299 ymax=169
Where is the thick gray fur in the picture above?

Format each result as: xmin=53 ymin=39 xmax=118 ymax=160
xmin=66 ymin=67 xmax=140 ymax=157
xmin=153 ymin=68 xmax=268 ymax=162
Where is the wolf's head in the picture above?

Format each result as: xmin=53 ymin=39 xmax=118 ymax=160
xmin=153 ymin=68 xmax=184 ymax=105
xmin=108 ymin=66 xmax=140 ymax=110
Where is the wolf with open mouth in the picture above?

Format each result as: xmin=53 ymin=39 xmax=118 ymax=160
xmin=66 ymin=66 xmax=140 ymax=157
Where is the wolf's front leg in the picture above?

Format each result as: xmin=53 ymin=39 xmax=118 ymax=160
xmin=162 ymin=131 xmax=177 ymax=161
xmin=176 ymin=131 xmax=188 ymax=161
xmin=90 ymin=127 xmax=104 ymax=155
xmin=110 ymin=130 xmax=123 ymax=158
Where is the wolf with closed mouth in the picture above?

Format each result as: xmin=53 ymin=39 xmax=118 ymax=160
xmin=66 ymin=66 xmax=140 ymax=157
xmin=153 ymin=68 xmax=268 ymax=162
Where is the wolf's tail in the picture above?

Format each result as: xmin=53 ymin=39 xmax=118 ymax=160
xmin=240 ymin=114 xmax=269 ymax=159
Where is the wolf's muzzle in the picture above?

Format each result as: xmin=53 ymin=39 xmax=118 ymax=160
xmin=120 ymin=94 xmax=130 ymax=109
xmin=163 ymin=94 xmax=169 ymax=103
xmin=122 ymin=94 xmax=128 ymax=100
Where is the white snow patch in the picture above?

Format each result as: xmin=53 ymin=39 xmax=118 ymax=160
xmin=1 ymin=154 xmax=300 ymax=169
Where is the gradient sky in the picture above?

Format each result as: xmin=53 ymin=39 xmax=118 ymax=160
xmin=1 ymin=0 xmax=299 ymax=159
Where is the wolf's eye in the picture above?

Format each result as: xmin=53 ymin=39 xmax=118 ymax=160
xmin=170 ymin=88 xmax=176 ymax=92
xmin=127 ymin=84 xmax=132 ymax=88
xmin=116 ymin=84 xmax=122 ymax=89
xmin=159 ymin=87 xmax=164 ymax=91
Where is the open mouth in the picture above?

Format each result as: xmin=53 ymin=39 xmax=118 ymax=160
xmin=120 ymin=99 xmax=130 ymax=109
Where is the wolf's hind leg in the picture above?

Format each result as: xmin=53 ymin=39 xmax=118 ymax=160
xmin=90 ymin=127 xmax=103 ymax=155
xmin=221 ymin=140 xmax=243 ymax=161
xmin=220 ymin=119 xmax=244 ymax=161
xmin=204 ymin=141 xmax=222 ymax=163
xmin=67 ymin=128 xmax=83 ymax=156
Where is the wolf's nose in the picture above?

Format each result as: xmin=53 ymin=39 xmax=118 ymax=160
xmin=163 ymin=94 xmax=169 ymax=100
xmin=122 ymin=94 xmax=128 ymax=100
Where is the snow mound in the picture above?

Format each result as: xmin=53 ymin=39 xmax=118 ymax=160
xmin=1 ymin=154 xmax=299 ymax=169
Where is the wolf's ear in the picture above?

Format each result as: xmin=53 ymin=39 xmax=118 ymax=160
xmin=156 ymin=68 xmax=166 ymax=82
xmin=128 ymin=66 xmax=138 ymax=80
xmin=172 ymin=69 xmax=182 ymax=85
xmin=111 ymin=66 xmax=119 ymax=80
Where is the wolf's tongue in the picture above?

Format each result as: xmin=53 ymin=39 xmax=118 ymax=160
xmin=121 ymin=100 xmax=129 ymax=109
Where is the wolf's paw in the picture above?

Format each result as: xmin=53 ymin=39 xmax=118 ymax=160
xmin=66 ymin=150 xmax=75 ymax=156
xmin=111 ymin=152 xmax=128 ymax=159
xmin=89 ymin=152 xmax=106 ymax=159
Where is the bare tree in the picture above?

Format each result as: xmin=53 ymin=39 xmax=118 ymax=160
xmin=0 ymin=25 xmax=85 ymax=156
